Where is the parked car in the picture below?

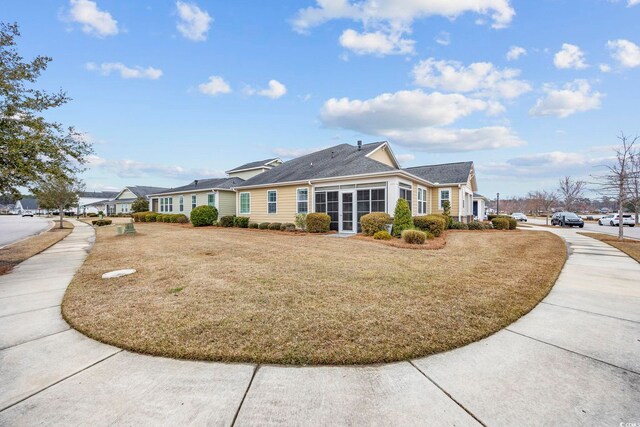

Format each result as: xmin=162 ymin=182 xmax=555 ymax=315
xmin=598 ymin=215 xmax=614 ymax=226
xmin=511 ymin=213 xmax=528 ymax=222
xmin=609 ymin=213 xmax=635 ymax=227
xmin=551 ymin=212 xmax=584 ymax=228
xmin=21 ymin=210 xmax=34 ymax=217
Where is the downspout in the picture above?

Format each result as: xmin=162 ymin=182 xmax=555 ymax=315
xmin=458 ymin=184 xmax=463 ymax=221
xmin=308 ymin=181 xmax=313 ymax=213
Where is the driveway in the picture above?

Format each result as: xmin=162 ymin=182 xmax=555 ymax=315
xmin=529 ymin=216 xmax=640 ymax=239
xmin=0 ymin=216 xmax=51 ymax=248
xmin=0 ymin=220 xmax=638 ymax=425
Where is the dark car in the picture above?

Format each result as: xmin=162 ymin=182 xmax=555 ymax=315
xmin=551 ymin=211 xmax=584 ymax=228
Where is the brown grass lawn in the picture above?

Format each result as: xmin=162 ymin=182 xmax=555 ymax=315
xmin=63 ymin=224 xmax=566 ymax=365
xmin=579 ymin=232 xmax=640 ymax=263
xmin=0 ymin=221 xmax=73 ymax=275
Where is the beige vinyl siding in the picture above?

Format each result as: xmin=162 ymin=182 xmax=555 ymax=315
xmin=431 ymin=187 xmax=460 ymax=216
xmin=117 ymin=189 xmax=136 ymax=200
xmin=243 ymin=184 xmax=311 ymax=224
xmin=218 ymin=191 xmax=236 ymax=217
xmin=368 ymin=146 xmax=395 ymax=167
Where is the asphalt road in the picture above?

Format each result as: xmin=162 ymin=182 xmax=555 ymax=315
xmin=0 ymin=216 xmax=51 ymax=247
xmin=528 ymin=217 xmax=640 ymax=240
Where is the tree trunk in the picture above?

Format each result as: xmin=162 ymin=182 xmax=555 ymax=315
xmin=59 ymin=207 xmax=64 ymax=229
xmin=618 ymin=193 xmax=624 ymax=241
xmin=546 ymin=213 xmax=549 ymax=226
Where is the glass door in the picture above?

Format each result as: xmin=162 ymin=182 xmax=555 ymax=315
xmin=340 ymin=191 xmax=355 ymax=233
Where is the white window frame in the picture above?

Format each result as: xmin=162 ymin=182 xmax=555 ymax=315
xmin=207 ymin=193 xmax=216 ymax=208
xmin=296 ymin=188 xmax=309 ymax=214
xmin=179 ymin=195 xmax=184 ymax=212
xmin=239 ymin=192 xmax=251 ymax=214
xmin=439 ymin=188 xmax=451 ymax=210
xmin=417 ymin=186 xmax=427 ymax=215
xmin=267 ymin=190 xmax=277 ymax=214
xmin=191 ymin=194 xmax=197 ymax=209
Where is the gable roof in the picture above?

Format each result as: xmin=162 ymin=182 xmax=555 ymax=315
xmin=17 ymin=196 xmax=38 ymax=210
xmin=79 ymin=191 xmax=118 ymax=199
xmin=226 ymin=158 xmax=281 ymax=174
xmin=128 ymin=186 xmax=169 ymax=198
xmin=149 ymin=177 xmax=244 ymax=196
xmin=403 ymin=162 xmax=473 ymax=185
xmin=237 ymin=142 xmax=397 ymax=187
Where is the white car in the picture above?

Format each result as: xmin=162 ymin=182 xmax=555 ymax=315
xmin=21 ymin=210 xmax=34 ymax=217
xmin=598 ymin=215 xmax=614 ymax=226
xmin=511 ymin=213 xmax=528 ymax=222
xmin=609 ymin=214 xmax=635 ymax=227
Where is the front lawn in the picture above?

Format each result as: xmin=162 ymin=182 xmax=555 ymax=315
xmin=63 ymin=224 xmax=566 ymax=365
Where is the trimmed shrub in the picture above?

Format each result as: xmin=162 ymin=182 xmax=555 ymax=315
xmin=373 ymin=230 xmax=392 ymax=240
xmin=449 ymin=221 xmax=469 ymax=230
xmin=281 ymin=223 xmax=296 ymax=232
xmin=467 ymin=220 xmax=485 ymax=230
xmin=145 ymin=213 xmax=158 ymax=222
xmin=175 ymin=214 xmax=189 ymax=224
xmin=402 ymin=229 xmax=427 ymax=245
xmin=295 ymin=213 xmax=307 ymax=231
xmin=249 ymin=222 xmax=259 ymax=229
xmin=234 ymin=216 xmax=250 ymax=228
xmin=87 ymin=212 xmax=98 ymax=218
xmin=392 ymin=199 xmax=414 ymax=237
xmin=360 ymin=212 xmax=392 ymax=236
xmin=190 ymin=205 xmax=218 ymax=227
xmin=441 ymin=200 xmax=453 ymax=229
xmin=508 ymin=217 xmax=518 ymax=230
xmin=131 ymin=197 xmax=149 ymax=213
xmin=92 ymin=219 xmax=112 ymax=226
xmin=268 ymin=222 xmax=282 ymax=230
xmin=258 ymin=222 xmax=270 ymax=230
xmin=492 ymin=217 xmax=510 ymax=230
xmin=306 ymin=213 xmax=331 ymax=233
xmin=413 ymin=215 xmax=446 ymax=237
xmin=424 ymin=231 xmax=435 ymax=240
xmin=219 ymin=215 xmax=235 ymax=227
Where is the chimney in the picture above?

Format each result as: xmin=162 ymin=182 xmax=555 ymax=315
xmin=194 ymin=180 xmax=199 ymax=187
xmin=357 ymin=140 xmax=362 ymax=151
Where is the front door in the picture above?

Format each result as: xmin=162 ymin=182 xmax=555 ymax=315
xmin=152 ymin=198 xmax=158 ymax=212
xmin=340 ymin=191 xmax=355 ymax=233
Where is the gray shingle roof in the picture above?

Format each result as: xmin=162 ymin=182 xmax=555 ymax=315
xmin=129 ymin=186 xmax=170 ymax=198
xmin=403 ymin=162 xmax=473 ymax=184
xmin=227 ymin=158 xmax=280 ymax=173
xmin=237 ymin=142 xmax=396 ymax=187
xmin=149 ymin=177 xmax=244 ymax=195
xmin=17 ymin=197 xmax=38 ymax=210
xmin=80 ymin=191 xmax=118 ymax=199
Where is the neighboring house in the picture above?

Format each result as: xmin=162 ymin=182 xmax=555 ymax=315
xmin=77 ymin=191 xmax=118 ymax=215
xmin=233 ymin=141 xmax=479 ymax=233
xmin=226 ymin=158 xmax=282 ymax=180
xmin=148 ymin=177 xmax=244 ymax=218
xmin=107 ymin=186 xmax=168 ymax=215
xmin=13 ymin=196 xmax=40 ymax=214
xmin=473 ymin=193 xmax=489 ymax=221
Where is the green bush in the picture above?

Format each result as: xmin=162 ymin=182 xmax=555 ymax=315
xmin=424 ymin=231 xmax=435 ymax=240
xmin=507 ymin=217 xmax=517 ymax=230
xmin=234 ymin=216 xmax=250 ymax=228
xmin=258 ymin=222 xmax=270 ymax=230
xmin=413 ymin=215 xmax=446 ymax=237
xmin=449 ymin=221 xmax=469 ymax=230
xmin=92 ymin=219 xmax=112 ymax=226
xmin=295 ymin=213 xmax=307 ymax=231
xmin=175 ymin=214 xmax=189 ymax=224
xmin=163 ymin=215 xmax=173 ymax=223
xmin=492 ymin=217 xmax=510 ymax=230
xmin=402 ymin=229 xmax=427 ymax=244
xmin=219 ymin=215 xmax=235 ymax=227
xmin=87 ymin=212 xmax=98 ymax=218
xmin=360 ymin=212 xmax=392 ymax=236
xmin=441 ymin=200 xmax=453 ymax=229
xmin=373 ymin=230 xmax=392 ymax=240
xmin=281 ymin=223 xmax=296 ymax=232
xmin=134 ymin=212 xmax=152 ymax=222
xmin=249 ymin=222 xmax=259 ymax=229
xmin=392 ymin=199 xmax=413 ymax=237
xmin=467 ymin=220 xmax=486 ymax=230
xmin=145 ymin=213 xmax=158 ymax=222
xmin=268 ymin=222 xmax=282 ymax=230
xmin=131 ymin=197 xmax=149 ymax=213
xmin=306 ymin=213 xmax=331 ymax=233
xmin=190 ymin=205 xmax=218 ymax=227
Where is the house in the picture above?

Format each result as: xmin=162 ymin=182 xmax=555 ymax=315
xmin=148 ymin=177 xmax=244 ymax=218
xmin=13 ymin=196 xmax=40 ymax=214
xmin=147 ymin=159 xmax=282 ymax=217
xmin=473 ymin=193 xmax=489 ymax=220
xmin=107 ymin=186 xmax=168 ymax=215
xmin=233 ymin=141 xmax=479 ymax=233
xmin=77 ymin=191 xmax=118 ymax=215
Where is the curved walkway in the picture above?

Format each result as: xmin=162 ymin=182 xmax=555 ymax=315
xmin=0 ymin=221 xmax=638 ymax=425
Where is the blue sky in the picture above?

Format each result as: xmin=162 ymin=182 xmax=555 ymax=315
xmin=4 ymin=0 xmax=640 ymax=197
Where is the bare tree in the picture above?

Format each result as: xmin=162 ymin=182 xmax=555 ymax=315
xmin=558 ymin=176 xmax=586 ymax=211
xmin=528 ymin=190 xmax=559 ymax=225
xmin=626 ymin=148 xmax=640 ymax=224
xmin=594 ymin=133 xmax=638 ymax=240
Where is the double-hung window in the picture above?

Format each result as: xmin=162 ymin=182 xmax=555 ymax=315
xmin=399 ymin=186 xmax=412 ymax=210
xmin=207 ymin=193 xmax=215 ymax=207
xmin=240 ymin=192 xmax=251 ymax=214
xmin=179 ymin=196 xmax=184 ymax=212
xmin=191 ymin=195 xmax=197 ymax=209
xmin=161 ymin=197 xmax=173 ymax=212
xmin=417 ymin=188 xmax=427 ymax=214
xmin=296 ymin=188 xmax=308 ymax=214
xmin=439 ymin=190 xmax=450 ymax=209
xmin=267 ymin=190 xmax=277 ymax=214
xmin=160 ymin=198 xmax=165 ymax=212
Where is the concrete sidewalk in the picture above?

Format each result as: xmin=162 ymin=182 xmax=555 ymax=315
xmin=0 ymin=221 xmax=638 ymax=425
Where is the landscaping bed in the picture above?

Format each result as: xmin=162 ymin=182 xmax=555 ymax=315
xmin=63 ymin=223 xmax=566 ymax=365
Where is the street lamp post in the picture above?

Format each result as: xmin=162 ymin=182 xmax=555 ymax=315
xmin=496 ymin=193 xmax=500 ymax=215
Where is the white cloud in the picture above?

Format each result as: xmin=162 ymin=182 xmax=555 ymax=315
xmin=320 ymin=89 xmax=523 ymax=152
xmin=198 ymin=76 xmax=232 ymax=95
xmin=529 ymin=80 xmax=603 ymax=118
xmin=506 ymin=46 xmax=526 ymax=61
xmin=599 ymin=63 xmax=612 ymax=73
xmin=339 ymin=28 xmax=414 ymax=55
xmin=68 ymin=0 xmax=118 ymax=37
xmin=412 ymin=58 xmax=531 ymax=99
xmin=629 ymin=0 xmax=640 ymax=6
xmin=88 ymin=155 xmax=224 ymax=180
xmin=396 ymin=153 xmax=415 ymax=163
xmin=435 ymin=31 xmax=450 ymax=46
xmin=607 ymin=39 xmax=640 ymax=68
xmin=176 ymin=1 xmax=213 ymax=42
xmin=85 ymin=62 xmax=163 ymax=79
xmin=256 ymin=80 xmax=287 ymax=99
xmin=478 ymin=150 xmax=612 ymax=178
xmin=553 ymin=43 xmax=588 ymax=69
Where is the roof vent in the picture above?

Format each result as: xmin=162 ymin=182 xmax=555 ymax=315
xmin=194 ymin=180 xmax=199 ymax=187
xmin=331 ymin=151 xmax=335 ymax=158
xmin=357 ymin=140 xmax=362 ymax=151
